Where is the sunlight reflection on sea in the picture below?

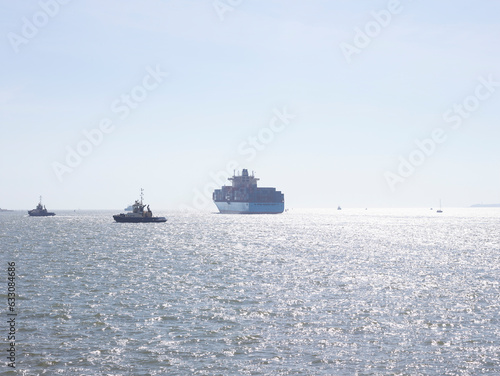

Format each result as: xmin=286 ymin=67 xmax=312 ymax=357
xmin=1 ymin=208 xmax=499 ymax=375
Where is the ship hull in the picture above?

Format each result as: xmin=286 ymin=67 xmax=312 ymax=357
xmin=214 ymin=201 xmax=284 ymax=214
xmin=28 ymin=211 xmax=55 ymax=216
xmin=113 ymin=215 xmax=167 ymax=223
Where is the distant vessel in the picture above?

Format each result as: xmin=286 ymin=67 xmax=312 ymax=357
xmin=437 ymin=199 xmax=443 ymax=213
xmin=113 ymin=189 xmax=166 ymax=223
xmin=28 ymin=196 xmax=55 ymax=217
xmin=0 ymin=208 xmax=13 ymax=212
xmin=213 ymin=169 xmax=284 ymax=214
xmin=337 ymin=206 xmax=342 ymax=210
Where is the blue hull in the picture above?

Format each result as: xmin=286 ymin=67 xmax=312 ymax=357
xmin=214 ymin=201 xmax=284 ymax=214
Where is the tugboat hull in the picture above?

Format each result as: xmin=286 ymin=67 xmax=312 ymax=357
xmin=113 ymin=214 xmax=167 ymax=223
xmin=28 ymin=211 xmax=55 ymax=216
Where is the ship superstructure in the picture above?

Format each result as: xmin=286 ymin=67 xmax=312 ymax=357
xmin=213 ymin=169 xmax=284 ymax=214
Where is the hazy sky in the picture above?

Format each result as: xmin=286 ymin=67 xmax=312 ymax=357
xmin=1 ymin=0 xmax=499 ymax=210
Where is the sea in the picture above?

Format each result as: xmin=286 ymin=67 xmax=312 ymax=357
xmin=1 ymin=208 xmax=499 ymax=375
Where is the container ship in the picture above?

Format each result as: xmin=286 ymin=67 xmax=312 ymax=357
xmin=213 ymin=169 xmax=284 ymax=214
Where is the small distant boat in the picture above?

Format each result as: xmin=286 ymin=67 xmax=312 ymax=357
xmin=113 ymin=189 xmax=166 ymax=223
xmin=28 ymin=196 xmax=55 ymax=217
xmin=337 ymin=206 xmax=342 ymax=210
xmin=437 ymin=200 xmax=443 ymax=213
xmin=0 ymin=208 xmax=13 ymax=212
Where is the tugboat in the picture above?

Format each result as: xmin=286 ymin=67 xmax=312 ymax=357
xmin=113 ymin=189 xmax=166 ymax=223
xmin=28 ymin=196 xmax=55 ymax=216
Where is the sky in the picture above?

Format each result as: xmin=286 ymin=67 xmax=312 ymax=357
xmin=1 ymin=0 xmax=499 ymax=210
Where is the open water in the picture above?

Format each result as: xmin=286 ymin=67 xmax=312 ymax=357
xmin=1 ymin=208 xmax=499 ymax=375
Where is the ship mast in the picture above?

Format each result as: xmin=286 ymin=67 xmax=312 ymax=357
xmin=140 ymin=188 xmax=144 ymax=205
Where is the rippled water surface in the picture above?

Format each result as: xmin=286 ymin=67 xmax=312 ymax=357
xmin=1 ymin=208 xmax=499 ymax=375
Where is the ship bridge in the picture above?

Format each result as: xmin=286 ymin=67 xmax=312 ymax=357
xmin=229 ymin=169 xmax=259 ymax=188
